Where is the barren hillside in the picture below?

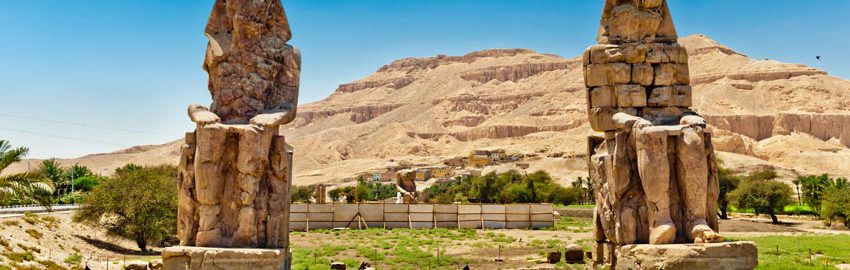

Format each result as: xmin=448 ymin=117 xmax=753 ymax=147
xmin=8 ymin=34 xmax=850 ymax=185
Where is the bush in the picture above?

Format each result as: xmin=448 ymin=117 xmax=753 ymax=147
xmin=74 ymin=164 xmax=177 ymax=252
xmin=64 ymin=253 xmax=83 ymax=265
xmin=24 ymin=229 xmax=42 ymax=240
xmin=328 ymin=180 xmax=397 ymax=203
xmin=425 ymin=170 xmax=580 ymax=204
xmin=729 ymin=175 xmax=793 ymax=224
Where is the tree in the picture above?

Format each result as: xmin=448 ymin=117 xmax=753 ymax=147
xmin=795 ymin=174 xmax=831 ymax=213
xmin=291 ymin=185 xmax=316 ymax=203
xmin=716 ymin=166 xmax=741 ymax=220
xmin=39 ymin=159 xmax=67 ymax=199
xmin=729 ymin=176 xmax=793 ymax=224
xmin=0 ymin=140 xmax=53 ymax=207
xmin=820 ymin=183 xmax=850 ymax=228
xmin=74 ymin=164 xmax=177 ymax=252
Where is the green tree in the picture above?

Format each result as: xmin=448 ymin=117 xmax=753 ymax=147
xmin=820 ymin=182 xmax=850 ymax=227
xmin=0 ymin=140 xmax=53 ymax=207
xmin=795 ymin=174 xmax=831 ymax=213
xmin=74 ymin=164 xmax=177 ymax=252
xmin=39 ymin=159 xmax=67 ymax=199
xmin=290 ymin=185 xmax=316 ymax=203
xmin=717 ymin=166 xmax=741 ymax=220
xmin=729 ymin=174 xmax=793 ymax=224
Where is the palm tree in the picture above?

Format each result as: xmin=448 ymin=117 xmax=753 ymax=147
xmin=39 ymin=159 xmax=67 ymax=197
xmin=0 ymin=140 xmax=53 ymax=206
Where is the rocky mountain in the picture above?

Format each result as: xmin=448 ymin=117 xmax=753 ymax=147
xmin=9 ymin=35 xmax=850 ymax=185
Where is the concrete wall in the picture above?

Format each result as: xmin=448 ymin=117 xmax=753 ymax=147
xmin=289 ymin=203 xmax=555 ymax=231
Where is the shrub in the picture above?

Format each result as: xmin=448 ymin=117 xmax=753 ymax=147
xmin=64 ymin=253 xmax=83 ymax=265
xmin=291 ymin=185 xmax=316 ymax=203
xmin=74 ymin=164 xmax=177 ymax=252
xmin=24 ymin=229 xmax=42 ymax=240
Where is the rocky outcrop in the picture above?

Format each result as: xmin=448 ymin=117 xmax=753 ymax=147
xmin=705 ymin=114 xmax=850 ymax=147
xmin=335 ymin=77 xmax=415 ymax=93
xmin=297 ymin=104 xmax=403 ymax=124
xmin=692 ymin=69 xmax=827 ymax=85
xmin=441 ymin=92 xmax=547 ymax=115
xmin=441 ymin=116 xmax=487 ymax=128
xmin=460 ymin=61 xmax=578 ymax=83
xmin=413 ymin=121 xmax=583 ymax=141
xmin=377 ymin=49 xmax=535 ymax=73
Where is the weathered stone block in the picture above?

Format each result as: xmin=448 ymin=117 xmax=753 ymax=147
xmin=586 ymin=63 xmax=632 ymax=87
xmin=653 ymin=63 xmax=690 ymax=86
xmin=590 ymin=86 xmax=617 ymax=108
xmin=162 ymin=246 xmax=288 ymax=270
xmin=589 ymin=44 xmax=648 ymax=64
xmin=631 ymin=63 xmax=654 ymax=86
xmin=649 ymin=86 xmax=692 ymax=107
xmin=615 ymin=85 xmax=647 ymax=108
xmin=646 ymin=44 xmax=688 ymax=64
xmin=643 ymin=107 xmax=687 ymax=126
xmin=616 ymin=242 xmax=758 ymax=270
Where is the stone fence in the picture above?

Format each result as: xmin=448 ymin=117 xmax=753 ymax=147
xmin=290 ymin=203 xmax=555 ymax=231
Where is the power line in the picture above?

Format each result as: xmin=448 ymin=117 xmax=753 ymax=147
xmin=0 ymin=127 xmax=129 ymax=147
xmin=0 ymin=113 xmax=172 ymax=136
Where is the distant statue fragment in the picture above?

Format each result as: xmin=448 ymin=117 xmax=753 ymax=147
xmin=584 ymin=0 xmax=723 ymax=266
xmin=396 ymin=169 xmax=417 ymax=203
xmin=169 ymin=0 xmax=300 ymax=268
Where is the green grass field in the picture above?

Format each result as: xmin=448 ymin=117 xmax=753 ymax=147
xmin=730 ymin=234 xmax=850 ymax=270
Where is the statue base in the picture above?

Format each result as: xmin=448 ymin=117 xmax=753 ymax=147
xmin=593 ymin=241 xmax=758 ymax=270
xmin=163 ymin=246 xmax=290 ymax=270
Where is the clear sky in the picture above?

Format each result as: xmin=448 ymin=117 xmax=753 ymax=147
xmin=1 ymin=0 xmax=848 ymax=159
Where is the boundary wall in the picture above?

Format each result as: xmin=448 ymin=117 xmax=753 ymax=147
xmin=290 ymin=203 xmax=555 ymax=231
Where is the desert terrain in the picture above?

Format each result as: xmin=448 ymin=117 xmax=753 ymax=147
xmin=7 ymin=34 xmax=850 ymax=188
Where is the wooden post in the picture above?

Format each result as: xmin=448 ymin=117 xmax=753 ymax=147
xmin=306 ymin=203 xmax=310 ymax=232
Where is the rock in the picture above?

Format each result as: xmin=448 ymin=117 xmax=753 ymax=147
xmin=547 ymin=251 xmax=562 ymax=264
xmin=589 ymin=86 xmax=616 ymax=108
xmin=123 ymin=261 xmax=148 ymax=270
xmin=564 ymin=244 xmax=584 ymax=263
xmin=178 ymin=0 xmax=299 ymax=250
xmin=204 ymin=0 xmax=300 ymax=124
xmin=648 ymin=86 xmax=692 ymax=107
xmin=330 ymin=262 xmax=346 ymax=270
xmin=336 ymin=77 xmax=415 ymax=93
xmin=830 ymin=221 xmax=848 ymax=231
xmin=631 ymin=63 xmax=654 ymax=86
xmin=162 ymin=246 xmax=288 ymax=270
xmin=616 ymin=242 xmax=759 ymax=270
xmin=614 ymin=85 xmax=647 ymax=108
xmin=460 ymin=62 xmax=575 ymax=83
xmin=148 ymin=260 xmax=163 ymax=270
xmin=653 ymin=63 xmax=690 ymax=86
xmin=585 ymin=63 xmax=632 ymax=87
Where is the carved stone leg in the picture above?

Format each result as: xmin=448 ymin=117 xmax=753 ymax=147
xmin=676 ymin=128 xmax=723 ymax=243
xmin=635 ymin=128 xmax=676 ymax=244
xmin=267 ymin=135 xmax=290 ymax=248
xmin=234 ymin=126 xmax=274 ymax=247
xmin=194 ymin=124 xmax=227 ymax=246
xmin=177 ymin=136 xmax=198 ymax=246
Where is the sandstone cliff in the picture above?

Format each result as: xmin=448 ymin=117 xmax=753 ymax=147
xmin=10 ymin=35 xmax=850 ymax=185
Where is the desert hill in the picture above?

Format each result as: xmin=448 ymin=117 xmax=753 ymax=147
xmin=8 ymin=34 xmax=850 ymax=186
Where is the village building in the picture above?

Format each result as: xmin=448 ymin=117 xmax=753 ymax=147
xmin=468 ymin=150 xmax=492 ymax=167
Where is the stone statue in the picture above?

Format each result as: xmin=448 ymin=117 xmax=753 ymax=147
xmin=396 ymin=169 xmax=417 ymax=203
xmin=165 ymin=1 xmax=300 ymax=269
xmin=584 ymin=0 xmax=726 ymax=267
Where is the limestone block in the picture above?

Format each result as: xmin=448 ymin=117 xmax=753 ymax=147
xmin=631 ymin=63 xmax=654 ymax=86
xmin=646 ymin=44 xmax=688 ymax=64
xmin=605 ymin=4 xmax=662 ymax=43
xmin=616 ymin=242 xmax=758 ymax=270
xmin=589 ymin=108 xmax=618 ymax=132
xmin=649 ymin=86 xmax=692 ymax=107
xmin=585 ymin=63 xmax=632 ymax=87
xmin=564 ymin=244 xmax=584 ymax=263
xmin=162 ymin=246 xmax=288 ymax=270
xmin=589 ymin=86 xmax=616 ymax=108
xmin=588 ymin=44 xmax=648 ymax=64
xmin=615 ymin=85 xmax=647 ymax=108
xmin=653 ymin=63 xmax=690 ymax=86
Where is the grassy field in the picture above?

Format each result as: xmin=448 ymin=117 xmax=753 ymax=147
xmin=729 ymin=234 xmax=850 ymax=270
xmin=289 ymin=217 xmax=594 ymax=270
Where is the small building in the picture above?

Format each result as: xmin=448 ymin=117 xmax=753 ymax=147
xmin=415 ymin=168 xmax=432 ymax=181
xmin=490 ymin=149 xmax=507 ymax=162
xmin=443 ymin=157 xmax=466 ymax=168
xmin=371 ymin=171 xmax=382 ymax=182
xmin=380 ymin=171 xmax=398 ymax=182
xmin=468 ymin=150 xmax=492 ymax=167
xmin=430 ymin=166 xmax=453 ymax=179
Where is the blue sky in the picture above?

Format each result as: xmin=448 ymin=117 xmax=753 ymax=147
xmin=1 ymin=0 xmax=848 ymax=159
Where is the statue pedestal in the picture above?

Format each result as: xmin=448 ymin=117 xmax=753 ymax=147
xmin=163 ymin=246 xmax=290 ymax=270
xmin=594 ymin=241 xmax=758 ymax=270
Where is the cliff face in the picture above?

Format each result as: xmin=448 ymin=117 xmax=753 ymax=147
xmin=705 ymin=114 xmax=850 ymax=147
xmin=15 ymin=35 xmax=850 ymax=184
